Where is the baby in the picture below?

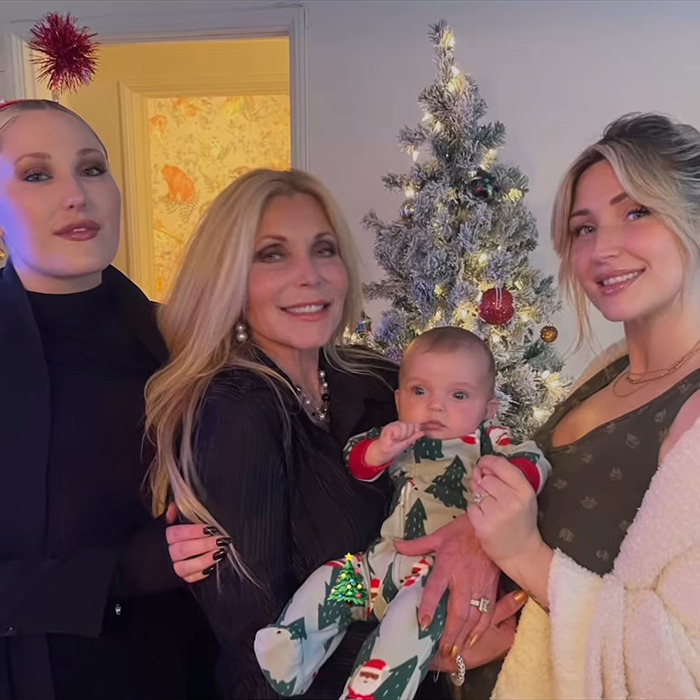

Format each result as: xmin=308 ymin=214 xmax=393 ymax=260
xmin=255 ymin=327 xmax=550 ymax=699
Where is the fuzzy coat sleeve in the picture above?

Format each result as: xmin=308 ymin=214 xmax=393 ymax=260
xmin=493 ymin=360 xmax=700 ymax=700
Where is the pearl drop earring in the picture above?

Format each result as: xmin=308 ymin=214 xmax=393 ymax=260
xmin=235 ymin=322 xmax=248 ymax=343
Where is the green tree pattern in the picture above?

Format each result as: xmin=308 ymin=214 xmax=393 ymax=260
xmin=375 ymin=657 xmax=418 ymax=699
xmin=318 ymin=566 xmax=353 ymax=630
xmin=414 ymin=438 xmax=444 ymax=462
xmin=425 ymin=455 xmax=468 ymax=509
xmin=404 ymin=498 xmax=428 ymax=540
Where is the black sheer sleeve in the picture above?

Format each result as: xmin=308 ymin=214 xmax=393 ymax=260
xmin=190 ymin=374 xmax=294 ymax=699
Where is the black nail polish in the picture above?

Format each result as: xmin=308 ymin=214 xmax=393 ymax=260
xmin=213 ymin=549 xmax=226 ymax=561
xmin=215 ymin=537 xmax=232 ymax=547
xmin=202 ymin=565 xmax=216 ymax=576
xmin=202 ymin=526 xmax=219 ymax=536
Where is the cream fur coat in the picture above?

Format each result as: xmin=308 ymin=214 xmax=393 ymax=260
xmin=493 ymin=341 xmax=700 ymax=699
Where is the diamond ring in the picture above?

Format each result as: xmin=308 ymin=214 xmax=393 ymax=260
xmin=473 ymin=491 xmax=492 ymax=506
xmin=470 ymin=597 xmax=491 ymax=614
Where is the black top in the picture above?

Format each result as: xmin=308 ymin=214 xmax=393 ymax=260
xmin=27 ymin=284 xmax=158 ymax=561
xmin=0 ymin=263 xmax=218 ymax=700
xmin=535 ymin=356 xmax=700 ymax=574
xmin=191 ymin=350 xmax=450 ymax=699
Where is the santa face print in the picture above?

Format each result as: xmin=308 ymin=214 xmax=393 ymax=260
xmin=347 ymin=659 xmax=388 ymax=698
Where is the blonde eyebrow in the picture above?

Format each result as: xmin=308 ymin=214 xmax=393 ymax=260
xmin=570 ymin=192 xmax=630 ymax=220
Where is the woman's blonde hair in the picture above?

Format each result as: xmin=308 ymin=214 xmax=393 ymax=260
xmin=146 ymin=169 xmax=366 ymax=579
xmin=552 ymin=112 xmax=700 ymax=349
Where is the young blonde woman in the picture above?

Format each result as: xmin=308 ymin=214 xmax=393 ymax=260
xmin=456 ymin=113 xmax=700 ymax=697
xmin=0 ymin=99 xmax=216 ymax=700
xmin=147 ymin=169 xmax=513 ymax=698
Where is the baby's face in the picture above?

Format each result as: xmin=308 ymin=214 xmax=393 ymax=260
xmin=396 ymin=347 xmax=497 ymax=440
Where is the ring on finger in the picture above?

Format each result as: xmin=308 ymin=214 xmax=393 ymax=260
xmin=450 ymin=653 xmax=466 ymax=686
xmin=469 ymin=597 xmax=491 ymax=614
xmin=472 ymin=491 xmax=492 ymax=507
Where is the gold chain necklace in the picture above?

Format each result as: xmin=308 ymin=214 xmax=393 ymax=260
xmin=611 ymin=337 xmax=700 ymax=398
xmin=626 ymin=337 xmax=700 ymax=384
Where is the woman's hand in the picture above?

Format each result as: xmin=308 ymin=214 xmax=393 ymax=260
xmin=430 ymin=589 xmax=526 ymax=673
xmin=394 ymin=513 xmax=500 ymax=658
xmin=165 ymin=504 xmax=229 ymax=583
xmin=468 ymin=456 xmax=553 ymax=605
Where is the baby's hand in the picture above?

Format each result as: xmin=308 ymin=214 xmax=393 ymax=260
xmin=365 ymin=421 xmax=424 ymax=466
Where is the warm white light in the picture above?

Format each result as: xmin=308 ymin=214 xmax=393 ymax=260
xmin=534 ymin=408 xmax=548 ymax=423
xmin=412 ymin=149 xmax=420 ymax=162
xmin=405 ymin=185 xmax=417 ymax=198
xmin=478 ymin=252 xmax=488 ymax=264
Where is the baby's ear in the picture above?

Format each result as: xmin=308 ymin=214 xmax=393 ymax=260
xmin=484 ymin=397 xmax=499 ymax=421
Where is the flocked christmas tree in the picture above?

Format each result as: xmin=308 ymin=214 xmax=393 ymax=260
xmin=362 ymin=20 xmax=569 ymax=438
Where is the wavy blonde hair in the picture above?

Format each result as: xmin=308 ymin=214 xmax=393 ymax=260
xmin=146 ymin=169 xmax=368 ymax=579
xmin=552 ymin=112 xmax=700 ymax=349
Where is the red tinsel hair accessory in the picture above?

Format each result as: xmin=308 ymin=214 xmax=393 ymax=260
xmin=28 ymin=13 xmax=99 ymax=99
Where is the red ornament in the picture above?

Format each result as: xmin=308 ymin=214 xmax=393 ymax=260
xmin=28 ymin=13 xmax=99 ymax=97
xmin=479 ymin=287 xmax=515 ymax=325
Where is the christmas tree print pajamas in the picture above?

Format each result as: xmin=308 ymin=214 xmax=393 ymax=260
xmin=254 ymin=424 xmax=550 ymax=700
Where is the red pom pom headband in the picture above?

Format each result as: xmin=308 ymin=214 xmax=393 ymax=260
xmin=0 ymin=100 xmax=26 ymax=111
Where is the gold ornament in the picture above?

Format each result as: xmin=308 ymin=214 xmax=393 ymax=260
xmin=540 ymin=325 xmax=558 ymax=343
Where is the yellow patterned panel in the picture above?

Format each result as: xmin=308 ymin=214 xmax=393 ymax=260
xmin=147 ymin=95 xmax=291 ymax=301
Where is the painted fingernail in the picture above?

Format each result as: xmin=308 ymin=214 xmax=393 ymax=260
xmin=513 ymin=589 xmax=529 ymax=603
xmin=450 ymin=645 xmax=459 ymax=659
xmin=203 ymin=526 xmax=219 ymax=536
xmin=213 ymin=549 xmax=226 ymax=561
xmin=202 ymin=565 xmax=216 ymax=576
xmin=215 ymin=537 xmax=232 ymax=547
xmin=468 ymin=633 xmax=480 ymax=648
xmin=420 ymin=615 xmax=432 ymax=631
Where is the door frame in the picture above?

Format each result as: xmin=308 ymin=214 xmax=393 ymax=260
xmin=3 ymin=2 xmax=308 ymax=293
xmin=5 ymin=2 xmax=308 ymax=168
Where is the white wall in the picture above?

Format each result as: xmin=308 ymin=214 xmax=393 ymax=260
xmin=3 ymin=0 xmax=700 ymax=377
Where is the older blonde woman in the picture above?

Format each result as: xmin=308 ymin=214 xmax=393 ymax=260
xmin=148 ymin=169 xmax=507 ymax=698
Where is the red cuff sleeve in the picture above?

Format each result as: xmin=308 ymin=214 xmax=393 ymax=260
xmin=348 ymin=439 xmax=392 ymax=482
xmin=508 ymin=456 xmax=542 ymax=492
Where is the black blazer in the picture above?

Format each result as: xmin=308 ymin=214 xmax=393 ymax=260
xmin=0 ymin=262 xmax=217 ymax=700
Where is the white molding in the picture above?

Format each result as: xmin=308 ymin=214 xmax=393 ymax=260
xmin=4 ymin=31 xmax=27 ymax=99
xmin=289 ymin=4 xmax=309 ymax=170
xmin=4 ymin=1 xmax=308 ymax=162
xmin=119 ymin=73 xmax=289 ymax=96
xmin=118 ymin=82 xmax=155 ymax=297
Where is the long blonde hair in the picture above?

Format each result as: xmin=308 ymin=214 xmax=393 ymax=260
xmin=552 ymin=112 xmax=700 ymax=349
xmin=146 ymin=169 xmax=366 ymax=578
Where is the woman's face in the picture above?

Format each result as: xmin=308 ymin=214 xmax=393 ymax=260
xmin=0 ymin=109 xmax=121 ymax=293
xmin=570 ymin=160 xmax=687 ymax=325
xmin=246 ymin=192 xmax=349 ymax=363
